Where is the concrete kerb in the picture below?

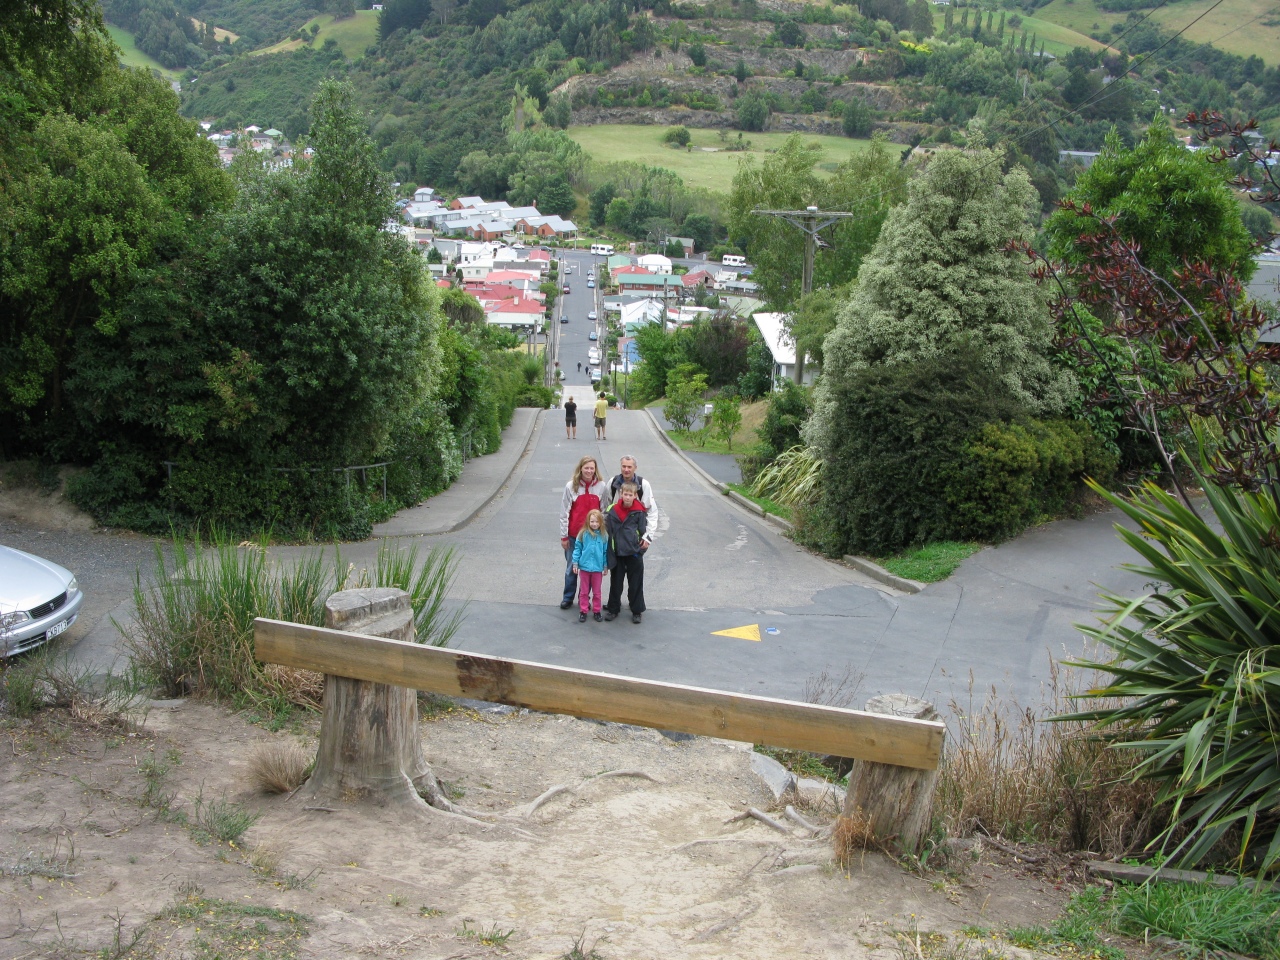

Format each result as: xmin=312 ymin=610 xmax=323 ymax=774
xmin=642 ymin=409 xmax=922 ymax=593
xmin=841 ymin=556 xmax=924 ymax=595
xmin=371 ymin=407 xmax=543 ymax=538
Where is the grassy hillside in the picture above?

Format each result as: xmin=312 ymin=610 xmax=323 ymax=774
xmin=929 ymin=7 xmax=1111 ymax=56
xmin=1035 ymin=0 xmax=1280 ymax=64
xmin=1150 ymin=0 xmax=1280 ymax=63
xmin=567 ymin=124 xmax=908 ymax=191
xmin=254 ymin=10 xmax=378 ymax=59
xmin=106 ymin=24 xmax=181 ymax=80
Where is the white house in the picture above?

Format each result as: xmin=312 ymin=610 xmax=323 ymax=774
xmin=637 ymin=253 xmax=673 ymax=274
xmin=671 ymin=304 xmax=715 ymax=325
xmin=620 ymin=298 xmax=666 ymax=334
xmin=413 ymin=187 xmax=436 ymax=202
xmin=751 ymin=312 xmax=816 ymax=388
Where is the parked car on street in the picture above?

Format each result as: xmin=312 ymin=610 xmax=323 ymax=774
xmin=560 ymin=315 xmax=569 ymax=323
xmin=589 ymin=331 xmax=598 ymax=341
xmin=588 ymin=310 xmax=597 ymax=321
xmin=587 ymin=280 xmax=595 ymax=288
xmin=562 ymin=284 xmax=570 ymax=294
xmin=0 ymin=546 xmax=83 ymax=657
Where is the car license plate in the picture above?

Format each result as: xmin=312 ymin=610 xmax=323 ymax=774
xmin=47 ymin=619 xmax=69 ymax=639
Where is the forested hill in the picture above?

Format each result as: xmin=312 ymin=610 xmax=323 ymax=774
xmin=180 ymin=0 xmax=649 ymax=189
xmin=169 ymin=0 xmax=1280 ymax=199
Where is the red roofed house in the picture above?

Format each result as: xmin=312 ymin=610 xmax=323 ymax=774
xmin=467 ymin=282 xmax=545 ymax=304
xmin=682 ymin=268 xmax=715 ymax=288
xmin=484 ymin=296 xmax=544 ymax=329
xmin=612 ymin=264 xmax=650 ymax=281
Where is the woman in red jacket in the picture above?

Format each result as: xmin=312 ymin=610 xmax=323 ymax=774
xmin=558 ymin=456 xmax=607 ymax=610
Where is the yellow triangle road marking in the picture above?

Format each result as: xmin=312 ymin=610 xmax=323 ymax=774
xmin=712 ymin=624 xmax=761 ymax=642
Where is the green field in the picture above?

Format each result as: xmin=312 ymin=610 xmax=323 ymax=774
xmin=567 ymin=124 xmax=908 ymax=191
xmin=1150 ymin=0 xmax=1280 ymax=64
xmin=1035 ymin=0 xmax=1280 ymax=64
xmin=106 ymin=24 xmax=181 ymax=79
xmin=930 ymin=6 xmax=1111 ymax=56
xmin=255 ymin=10 xmax=379 ymax=59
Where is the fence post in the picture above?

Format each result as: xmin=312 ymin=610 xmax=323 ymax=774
xmin=298 ymin=588 xmax=445 ymax=810
xmin=839 ymin=694 xmax=941 ymax=854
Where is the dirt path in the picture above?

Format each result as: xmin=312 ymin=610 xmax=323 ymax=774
xmin=0 ymin=698 xmax=1085 ymax=960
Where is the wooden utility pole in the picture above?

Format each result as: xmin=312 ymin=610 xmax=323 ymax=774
xmin=752 ymin=206 xmax=856 ymax=383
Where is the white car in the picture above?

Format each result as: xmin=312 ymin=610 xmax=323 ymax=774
xmin=0 ymin=545 xmax=84 ymax=657
xmin=588 ymin=310 xmax=597 ymax=321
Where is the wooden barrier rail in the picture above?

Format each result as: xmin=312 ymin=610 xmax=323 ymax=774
xmin=254 ymin=617 xmax=945 ymax=771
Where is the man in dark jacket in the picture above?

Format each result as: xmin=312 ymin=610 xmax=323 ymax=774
xmin=604 ymin=482 xmax=649 ymax=624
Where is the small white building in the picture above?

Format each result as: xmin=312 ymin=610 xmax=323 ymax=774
xmin=637 ymin=254 xmax=673 ymax=274
xmin=752 ymin=312 xmax=816 ymax=388
xmin=620 ymin=298 xmax=667 ymax=334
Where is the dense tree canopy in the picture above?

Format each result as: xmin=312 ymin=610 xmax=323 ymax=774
xmin=1045 ymin=124 xmax=1257 ymax=285
xmin=1 ymin=57 xmax=233 ymax=452
xmin=809 ymin=148 xmax=1074 ymax=460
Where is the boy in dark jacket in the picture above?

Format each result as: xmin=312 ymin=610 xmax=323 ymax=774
xmin=604 ymin=482 xmax=650 ymax=624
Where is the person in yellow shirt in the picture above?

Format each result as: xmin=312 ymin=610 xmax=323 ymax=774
xmin=593 ymin=391 xmax=609 ymax=440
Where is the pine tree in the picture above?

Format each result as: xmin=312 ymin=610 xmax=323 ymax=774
xmin=997 ymin=11 xmax=1005 ymax=38
xmin=960 ymin=8 xmax=969 ymax=30
xmin=986 ymin=10 xmax=994 ymax=32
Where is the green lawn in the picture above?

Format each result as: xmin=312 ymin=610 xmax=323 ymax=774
xmin=106 ymin=24 xmax=181 ymax=80
xmin=876 ymin=541 xmax=982 ymax=583
xmin=1150 ymin=0 xmax=1280 ymax=64
xmin=567 ymin=124 xmax=907 ymax=192
xmin=930 ymin=5 xmax=1112 ymax=57
xmin=255 ymin=10 xmax=379 ymax=59
xmin=1034 ymin=0 xmax=1279 ymax=64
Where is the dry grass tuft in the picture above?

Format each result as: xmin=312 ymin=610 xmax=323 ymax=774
xmin=935 ymin=665 xmax=1163 ymax=857
xmin=262 ymin=665 xmax=325 ymax=709
xmin=249 ymin=741 xmax=312 ymax=794
xmin=832 ymin=808 xmax=875 ymax=867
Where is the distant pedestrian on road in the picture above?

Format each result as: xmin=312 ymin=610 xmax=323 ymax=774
xmin=604 ymin=482 xmax=649 ymax=624
xmin=559 ymin=456 xmax=606 ymax=610
xmin=607 ymin=456 xmax=656 ymax=511
xmin=577 ymin=361 xmax=582 ymax=373
xmin=564 ymin=397 xmax=578 ymax=439
xmin=571 ymin=509 xmax=609 ymax=622
xmin=594 ymin=391 xmax=609 ymax=440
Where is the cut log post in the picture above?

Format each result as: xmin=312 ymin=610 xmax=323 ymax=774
xmin=298 ymin=588 xmax=449 ymax=811
xmin=839 ymin=694 xmax=941 ymax=855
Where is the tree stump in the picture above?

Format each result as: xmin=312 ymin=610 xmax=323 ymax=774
xmin=839 ymin=694 xmax=941 ymax=855
xmin=299 ymin=588 xmax=451 ymax=811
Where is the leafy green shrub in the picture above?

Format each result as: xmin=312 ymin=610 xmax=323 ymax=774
xmin=945 ymin=419 xmax=1116 ymax=541
xmin=757 ymin=380 xmax=810 ymax=460
xmin=514 ymin=384 xmax=554 ymax=408
xmin=808 ymin=347 xmax=1027 ymax=556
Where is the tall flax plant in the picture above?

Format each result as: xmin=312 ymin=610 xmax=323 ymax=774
xmin=124 ymin=532 xmax=465 ymax=708
xmin=1064 ymin=477 xmax=1280 ymax=873
xmin=750 ymin=445 xmax=822 ymax=506
xmin=372 ymin=539 xmax=464 ymax=648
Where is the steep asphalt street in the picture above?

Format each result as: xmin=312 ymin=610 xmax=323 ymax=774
xmin=5 ymin=245 xmax=1151 ymax=712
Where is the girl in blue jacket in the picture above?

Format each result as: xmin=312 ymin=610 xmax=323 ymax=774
xmin=571 ymin=509 xmax=609 ymax=622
